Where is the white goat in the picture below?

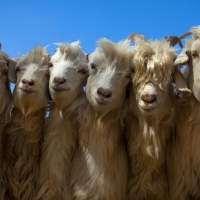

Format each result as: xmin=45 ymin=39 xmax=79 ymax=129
xmin=2 ymin=47 xmax=50 ymax=200
xmin=124 ymin=34 xmax=191 ymax=200
xmin=0 ymin=44 xmax=16 ymax=200
xmin=37 ymin=41 xmax=88 ymax=200
xmin=169 ymin=26 xmax=200 ymax=199
xmin=70 ymin=38 xmax=133 ymax=200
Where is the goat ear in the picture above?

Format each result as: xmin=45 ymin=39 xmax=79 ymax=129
xmin=8 ymin=59 xmax=17 ymax=83
xmin=174 ymin=49 xmax=190 ymax=67
xmin=174 ymin=68 xmax=191 ymax=97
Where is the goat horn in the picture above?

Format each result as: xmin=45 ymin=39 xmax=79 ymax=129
xmin=179 ymin=32 xmax=191 ymax=39
xmin=0 ymin=43 xmax=1 ymax=50
xmin=164 ymin=36 xmax=183 ymax=48
xmin=127 ymin=33 xmax=146 ymax=43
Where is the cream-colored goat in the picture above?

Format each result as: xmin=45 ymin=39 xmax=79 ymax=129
xmin=2 ymin=47 xmax=50 ymax=200
xmin=124 ymin=34 xmax=191 ymax=200
xmin=70 ymin=38 xmax=133 ymax=200
xmin=37 ymin=41 xmax=88 ymax=200
xmin=0 ymin=44 xmax=16 ymax=200
xmin=169 ymin=26 xmax=200 ymax=200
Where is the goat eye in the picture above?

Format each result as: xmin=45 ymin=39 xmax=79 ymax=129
xmin=48 ymin=63 xmax=53 ymax=68
xmin=78 ymin=69 xmax=86 ymax=75
xmin=91 ymin=64 xmax=96 ymax=70
xmin=3 ymin=69 xmax=8 ymax=75
xmin=16 ymin=67 xmax=21 ymax=73
xmin=192 ymin=52 xmax=199 ymax=59
xmin=130 ymin=67 xmax=135 ymax=73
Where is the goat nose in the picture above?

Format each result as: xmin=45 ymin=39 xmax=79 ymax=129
xmin=141 ymin=94 xmax=156 ymax=103
xmin=53 ymin=77 xmax=66 ymax=84
xmin=22 ymin=78 xmax=35 ymax=86
xmin=97 ymin=87 xmax=112 ymax=98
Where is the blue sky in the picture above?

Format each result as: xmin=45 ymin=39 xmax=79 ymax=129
xmin=1 ymin=1 xmax=199 ymax=58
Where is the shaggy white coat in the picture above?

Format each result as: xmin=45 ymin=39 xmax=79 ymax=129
xmin=70 ymin=39 xmax=133 ymax=200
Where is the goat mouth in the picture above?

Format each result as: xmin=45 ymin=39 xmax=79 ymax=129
xmin=140 ymin=100 xmax=157 ymax=111
xmin=19 ymin=87 xmax=35 ymax=94
xmin=51 ymin=86 xmax=70 ymax=92
xmin=95 ymin=97 xmax=109 ymax=105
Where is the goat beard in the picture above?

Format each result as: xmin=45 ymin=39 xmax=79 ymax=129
xmin=13 ymin=91 xmax=47 ymax=116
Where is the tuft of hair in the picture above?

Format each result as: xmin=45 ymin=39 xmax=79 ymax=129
xmin=133 ymin=39 xmax=177 ymax=87
xmin=17 ymin=47 xmax=49 ymax=67
xmin=55 ymin=41 xmax=86 ymax=61
xmin=190 ymin=25 xmax=200 ymax=40
xmin=95 ymin=38 xmax=133 ymax=67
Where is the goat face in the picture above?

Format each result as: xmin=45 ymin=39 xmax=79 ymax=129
xmin=12 ymin=48 xmax=50 ymax=115
xmin=86 ymin=52 xmax=131 ymax=115
xmin=132 ymin=52 xmax=174 ymax=116
xmin=49 ymin=43 xmax=88 ymax=109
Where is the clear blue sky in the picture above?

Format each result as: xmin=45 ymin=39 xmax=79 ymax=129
xmin=1 ymin=0 xmax=199 ymax=58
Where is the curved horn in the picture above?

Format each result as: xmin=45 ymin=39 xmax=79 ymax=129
xmin=127 ymin=33 xmax=146 ymax=44
xmin=179 ymin=31 xmax=192 ymax=39
xmin=164 ymin=36 xmax=183 ymax=48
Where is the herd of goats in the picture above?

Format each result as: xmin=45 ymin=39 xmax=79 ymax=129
xmin=0 ymin=25 xmax=199 ymax=200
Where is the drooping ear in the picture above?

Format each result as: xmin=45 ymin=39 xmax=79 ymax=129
xmin=8 ymin=59 xmax=17 ymax=83
xmin=174 ymin=49 xmax=190 ymax=67
xmin=127 ymin=33 xmax=146 ymax=45
xmin=174 ymin=68 xmax=191 ymax=97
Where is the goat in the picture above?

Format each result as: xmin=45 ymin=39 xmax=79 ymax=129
xmin=2 ymin=47 xmax=50 ymax=200
xmin=36 ymin=41 xmax=88 ymax=200
xmin=168 ymin=26 xmax=200 ymax=199
xmin=0 ymin=44 xmax=16 ymax=200
xmin=124 ymin=34 xmax=191 ymax=200
xmin=70 ymin=38 xmax=133 ymax=200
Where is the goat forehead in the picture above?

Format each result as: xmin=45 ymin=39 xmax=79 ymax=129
xmin=21 ymin=63 xmax=46 ymax=76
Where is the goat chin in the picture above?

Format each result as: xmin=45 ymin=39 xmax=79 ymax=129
xmin=70 ymin=101 xmax=128 ymax=200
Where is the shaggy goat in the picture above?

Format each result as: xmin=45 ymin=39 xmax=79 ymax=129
xmin=124 ymin=34 xmax=191 ymax=200
xmin=2 ymin=47 xmax=50 ymax=200
xmin=169 ymin=26 xmax=200 ymax=199
xmin=0 ymin=44 xmax=16 ymax=200
xmin=70 ymin=38 xmax=133 ymax=200
xmin=36 ymin=41 xmax=88 ymax=200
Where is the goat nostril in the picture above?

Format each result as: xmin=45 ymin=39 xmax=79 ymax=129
xmin=141 ymin=95 xmax=156 ymax=103
xmin=97 ymin=87 xmax=112 ymax=98
xmin=22 ymin=79 xmax=35 ymax=86
xmin=53 ymin=77 xmax=66 ymax=84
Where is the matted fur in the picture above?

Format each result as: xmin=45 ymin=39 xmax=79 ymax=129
xmin=169 ymin=26 xmax=200 ymax=199
xmin=124 ymin=39 xmax=177 ymax=200
xmin=2 ymin=47 xmax=50 ymax=200
xmin=36 ymin=42 xmax=88 ymax=200
xmin=70 ymin=39 xmax=132 ymax=200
